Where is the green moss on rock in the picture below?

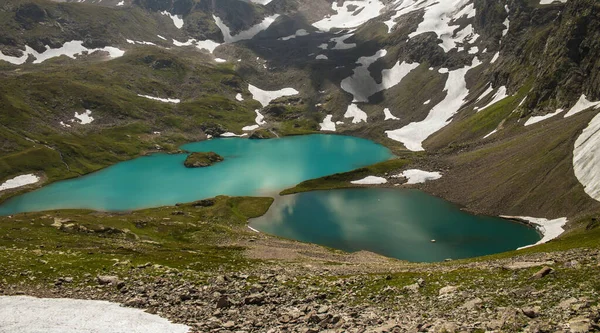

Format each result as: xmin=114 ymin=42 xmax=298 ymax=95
xmin=184 ymin=152 xmax=224 ymax=168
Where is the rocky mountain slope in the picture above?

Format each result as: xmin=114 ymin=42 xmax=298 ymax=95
xmin=1 ymin=0 xmax=599 ymax=221
xmin=1 ymin=0 xmax=600 ymax=331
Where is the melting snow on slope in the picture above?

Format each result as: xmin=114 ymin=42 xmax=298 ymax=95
xmin=395 ymin=169 xmax=442 ymax=184
xmin=248 ymin=0 xmax=273 ymax=4
xmin=248 ymin=84 xmax=298 ymax=107
xmin=340 ymin=49 xmax=419 ymax=102
xmin=319 ymin=115 xmax=337 ymax=131
xmin=161 ymin=11 xmax=184 ymax=29
xmin=127 ymin=39 xmax=156 ymax=46
xmin=500 ymin=216 xmax=568 ymax=249
xmin=539 ymin=0 xmax=568 ymax=4
xmin=404 ymin=0 xmax=479 ymax=52
xmin=214 ymin=14 xmax=280 ymax=43
xmin=383 ymin=108 xmax=399 ymax=120
xmin=221 ymin=132 xmax=248 ymax=137
xmin=477 ymin=86 xmax=509 ymax=112
xmin=0 ymin=174 xmax=40 ymax=192
xmin=137 ymin=95 xmax=181 ymax=104
xmin=524 ymin=109 xmax=563 ymax=126
xmin=74 ymin=110 xmax=94 ymax=124
xmin=235 ymin=93 xmax=244 ymax=101
xmin=242 ymin=125 xmax=260 ymax=131
xmin=329 ymin=33 xmax=356 ymax=50
xmin=279 ymin=29 xmax=309 ymax=41
xmin=0 ymin=296 xmax=190 ymax=333
xmin=313 ymin=0 xmax=386 ymax=31
xmin=501 ymin=5 xmax=510 ymax=38
xmin=385 ymin=57 xmax=481 ymax=151
xmin=573 ymin=111 xmax=600 ymax=201
xmin=564 ymin=94 xmax=600 ymax=117
xmin=344 ymin=104 xmax=368 ymax=123
xmin=172 ymin=39 xmax=221 ymax=54
xmin=0 ymin=41 xmax=124 ymax=65
xmin=351 ymin=176 xmax=388 ymax=185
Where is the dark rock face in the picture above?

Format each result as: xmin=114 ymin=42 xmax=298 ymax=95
xmin=184 ymin=152 xmax=224 ymax=168
xmin=15 ymin=3 xmax=48 ymax=27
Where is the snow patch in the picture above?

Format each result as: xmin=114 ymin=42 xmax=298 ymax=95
xmin=330 ymin=33 xmax=356 ymax=50
xmin=385 ymin=57 xmax=481 ymax=151
xmin=172 ymin=39 xmax=221 ymax=54
xmin=383 ymin=108 xmax=399 ymax=120
xmin=477 ymin=86 xmax=509 ymax=112
xmin=235 ymin=93 xmax=244 ymax=101
xmin=161 ymin=11 xmax=184 ymax=29
xmin=396 ymin=169 xmax=442 ymax=184
xmin=524 ymin=109 xmax=563 ymax=126
xmin=0 ymin=174 xmax=40 ymax=192
xmin=242 ymin=125 xmax=260 ymax=131
xmin=117 ymin=1 xmax=124 ymax=6
xmin=564 ymin=94 xmax=600 ymax=117
xmin=340 ymin=49 xmax=419 ymax=102
xmin=351 ymin=176 xmax=388 ymax=185
xmin=137 ymin=94 xmax=180 ymax=104
xmin=0 ymin=41 xmax=124 ymax=65
xmin=407 ymin=0 xmax=480 ymax=52
xmin=344 ymin=104 xmax=368 ymax=124
xmin=74 ymin=110 xmax=94 ymax=124
xmin=313 ymin=0 xmax=386 ymax=31
xmin=500 ymin=216 xmax=568 ymax=249
xmin=248 ymin=84 xmax=298 ymax=107
xmin=490 ymin=52 xmax=500 ymax=63
xmin=316 ymin=54 xmax=328 ymax=60
xmin=319 ymin=115 xmax=337 ymax=132
xmin=221 ymin=132 xmax=248 ymax=137
xmin=0 ymin=296 xmax=190 ymax=333
xmin=539 ymin=0 xmax=567 ymax=4
xmin=278 ymin=29 xmax=309 ymax=41
xmin=483 ymin=129 xmax=497 ymax=139
xmin=573 ymin=111 xmax=600 ymax=201
xmin=214 ymin=58 xmax=227 ymax=63
xmin=214 ymin=14 xmax=280 ymax=44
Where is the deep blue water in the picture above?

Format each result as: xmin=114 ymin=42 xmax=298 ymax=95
xmin=250 ymin=189 xmax=540 ymax=262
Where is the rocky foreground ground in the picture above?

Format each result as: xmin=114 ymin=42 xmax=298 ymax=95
xmin=2 ymin=246 xmax=599 ymax=333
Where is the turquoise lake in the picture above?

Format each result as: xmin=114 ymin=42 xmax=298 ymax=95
xmin=250 ymin=189 xmax=540 ymax=262
xmin=0 ymin=135 xmax=392 ymax=215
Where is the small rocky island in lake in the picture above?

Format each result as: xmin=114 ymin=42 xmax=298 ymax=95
xmin=184 ymin=152 xmax=224 ymax=168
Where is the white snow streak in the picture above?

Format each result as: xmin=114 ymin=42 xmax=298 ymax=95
xmin=137 ymin=94 xmax=181 ymax=104
xmin=573 ymin=111 xmax=600 ymax=201
xmin=385 ymin=57 xmax=481 ymax=151
xmin=564 ymin=94 xmax=600 ymax=117
xmin=524 ymin=109 xmax=563 ymax=126
xmin=0 ymin=41 xmax=124 ymax=65
xmin=214 ymin=14 xmax=280 ymax=44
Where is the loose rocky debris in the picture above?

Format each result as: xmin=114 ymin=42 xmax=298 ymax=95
xmin=1 ymin=247 xmax=600 ymax=332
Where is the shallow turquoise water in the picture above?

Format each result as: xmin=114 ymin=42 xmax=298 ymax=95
xmin=250 ymin=189 xmax=540 ymax=262
xmin=0 ymin=135 xmax=392 ymax=215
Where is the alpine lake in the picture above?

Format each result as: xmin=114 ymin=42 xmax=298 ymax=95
xmin=0 ymin=134 xmax=539 ymax=262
